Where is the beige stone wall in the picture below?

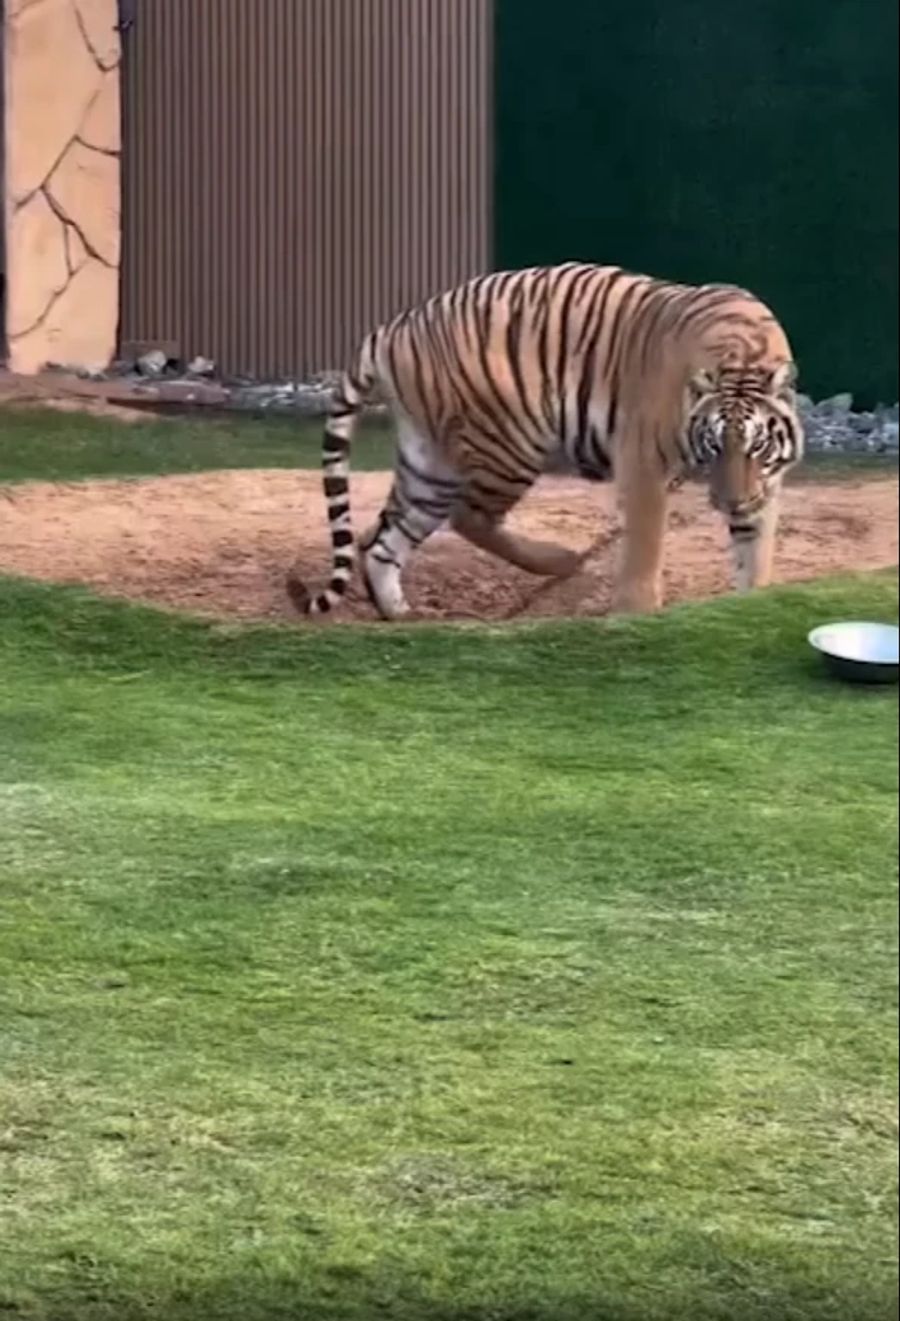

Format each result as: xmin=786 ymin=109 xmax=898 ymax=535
xmin=5 ymin=0 xmax=121 ymax=373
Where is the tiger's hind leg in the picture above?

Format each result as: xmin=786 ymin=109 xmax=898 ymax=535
xmin=360 ymin=418 xmax=461 ymax=620
xmin=450 ymin=451 xmax=581 ymax=578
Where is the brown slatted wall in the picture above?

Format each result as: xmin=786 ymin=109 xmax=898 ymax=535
xmin=119 ymin=0 xmax=492 ymax=378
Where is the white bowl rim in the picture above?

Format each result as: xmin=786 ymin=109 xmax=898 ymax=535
xmin=808 ymin=620 xmax=900 ymax=665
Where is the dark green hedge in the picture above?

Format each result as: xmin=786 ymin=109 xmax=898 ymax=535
xmin=495 ymin=0 xmax=898 ymax=404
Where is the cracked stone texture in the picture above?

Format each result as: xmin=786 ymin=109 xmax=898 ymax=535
xmin=6 ymin=0 xmax=99 ymax=202
xmin=79 ymin=72 xmax=121 ymax=153
xmin=64 ymin=225 xmax=90 ymax=275
xmin=73 ymin=0 xmax=121 ymax=69
xmin=47 ymin=141 xmax=121 ymax=267
xmin=5 ymin=0 xmax=121 ymax=373
xmin=7 ymin=191 xmax=70 ymax=337
xmin=10 ymin=260 xmax=120 ymax=375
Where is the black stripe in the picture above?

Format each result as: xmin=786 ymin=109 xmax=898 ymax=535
xmin=594 ymin=282 xmax=656 ymax=435
xmin=580 ymin=425 xmax=612 ymax=478
xmin=505 ymin=279 xmax=544 ymax=437
xmin=420 ymin=301 xmax=460 ymax=430
xmin=324 ymin=477 xmax=347 ymax=498
xmin=472 ymin=275 xmax=535 ymax=444
xmin=555 ymin=267 xmax=597 ymax=418
xmin=573 ymin=270 xmax=623 ymax=357
xmin=602 ymin=280 xmax=653 ymax=382
xmin=462 ymin=429 xmax=537 ymax=480
xmin=407 ymin=316 xmax=441 ymax=436
xmin=636 ymin=284 xmax=678 ymax=371
xmin=408 ymin=494 xmax=454 ymax=519
xmin=492 ymin=272 xmax=517 ymax=299
xmin=397 ymin=451 xmax=459 ymax=493
xmin=394 ymin=514 xmax=422 ymax=545
xmin=607 ymin=387 xmax=618 ymax=438
xmin=333 ymin=530 xmax=354 ymax=548
xmin=578 ymin=275 xmax=633 ymax=443
xmin=535 ymin=272 xmax=556 ymax=432
xmin=675 ymin=289 xmax=743 ymax=336
xmin=469 ymin=467 xmax=537 ymax=499
xmin=429 ymin=303 xmax=529 ymax=466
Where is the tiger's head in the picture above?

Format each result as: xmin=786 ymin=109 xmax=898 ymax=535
xmin=683 ymin=361 xmax=804 ymax=517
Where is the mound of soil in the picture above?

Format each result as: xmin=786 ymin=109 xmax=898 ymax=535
xmin=0 ymin=471 xmax=896 ymax=623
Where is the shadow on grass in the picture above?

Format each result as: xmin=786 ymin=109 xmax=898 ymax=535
xmin=21 ymin=1269 xmax=893 ymax=1321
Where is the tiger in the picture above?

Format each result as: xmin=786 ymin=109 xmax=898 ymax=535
xmin=286 ymin=262 xmax=804 ymax=621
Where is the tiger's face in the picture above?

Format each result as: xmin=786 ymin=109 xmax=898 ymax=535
xmin=684 ymin=362 xmax=804 ymax=517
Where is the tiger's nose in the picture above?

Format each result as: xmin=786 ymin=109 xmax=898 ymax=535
xmin=710 ymin=490 xmax=766 ymax=517
xmin=730 ymin=492 xmax=766 ymax=517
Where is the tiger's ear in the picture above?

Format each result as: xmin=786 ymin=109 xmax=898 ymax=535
xmin=687 ymin=367 xmax=718 ymax=403
xmin=770 ymin=361 xmax=798 ymax=399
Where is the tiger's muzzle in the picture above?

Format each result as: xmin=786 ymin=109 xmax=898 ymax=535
xmin=710 ymin=489 xmax=768 ymax=519
xmin=708 ymin=449 xmax=768 ymax=519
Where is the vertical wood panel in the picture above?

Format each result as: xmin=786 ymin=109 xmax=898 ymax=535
xmin=120 ymin=0 xmax=493 ymax=379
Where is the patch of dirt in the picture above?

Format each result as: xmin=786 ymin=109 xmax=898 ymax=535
xmin=0 ymin=470 xmax=896 ymax=623
xmin=0 ymin=371 xmax=163 ymax=425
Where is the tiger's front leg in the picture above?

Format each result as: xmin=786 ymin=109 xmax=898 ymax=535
xmin=728 ymin=482 xmax=781 ymax=593
xmin=610 ymin=466 xmax=669 ymax=614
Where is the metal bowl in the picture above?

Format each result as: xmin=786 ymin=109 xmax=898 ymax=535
xmin=808 ymin=621 xmax=899 ymax=684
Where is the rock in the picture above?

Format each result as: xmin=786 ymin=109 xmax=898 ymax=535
xmin=818 ymin=392 xmax=854 ymax=415
xmin=108 ymin=357 xmax=136 ymax=376
xmin=798 ymin=392 xmax=900 ymax=454
xmin=136 ymin=349 xmax=168 ymax=378
xmin=154 ymin=381 xmax=230 ymax=407
xmin=880 ymin=421 xmax=899 ymax=451
xmin=187 ymin=355 xmax=216 ymax=377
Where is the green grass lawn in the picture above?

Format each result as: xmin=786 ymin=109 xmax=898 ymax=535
xmin=1 ymin=565 xmax=897 ymax=1321
xmin=0 ymin=406 xmax=394 ymax=483
xmin=0 ymin=404 xmax=896 ymax=483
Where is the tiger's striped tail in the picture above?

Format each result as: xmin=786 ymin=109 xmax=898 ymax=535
xmin=286 ymin=334 xmax=381 ymax=616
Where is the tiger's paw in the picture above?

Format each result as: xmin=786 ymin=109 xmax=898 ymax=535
xmin=361 ymin=553 xmax=411 ymax=621
xmin=531 ymin=544 xmax=583 ymax=579
xmin=610 ymin=584 xmax=662 ymax=615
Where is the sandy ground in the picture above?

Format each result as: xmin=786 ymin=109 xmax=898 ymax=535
xmin=0 ymin=470 xmax=896 ymax=624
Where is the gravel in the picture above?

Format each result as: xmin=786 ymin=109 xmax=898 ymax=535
xmin=229 ymin=384 xmax=900 ymax=454
xmin=797 ymin=395 xmax=899 ymax=454
xmin=101 ymin=355 xmax=899 ymax=454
